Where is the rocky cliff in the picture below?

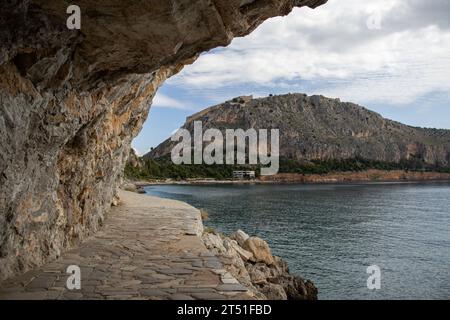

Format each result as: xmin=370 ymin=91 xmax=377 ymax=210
xmin=0 ymin=0 xmax=327 ymax=281
xmin=147 ymin=94 xmax=450 ymax=165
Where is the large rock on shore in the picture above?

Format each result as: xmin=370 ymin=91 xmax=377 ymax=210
xmin=202 ymin=230 xmax=318 ymax=300
xmin=231 ymin=229 xmax=250 ymax=246
xmin=242 ymin=237 xmax=275 ymax=265
xmin=0 ymin=0 xmax=327 ymax=281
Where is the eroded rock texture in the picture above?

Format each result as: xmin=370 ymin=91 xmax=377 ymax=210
xmin=0 ymin=1 xmax=327 ymax=280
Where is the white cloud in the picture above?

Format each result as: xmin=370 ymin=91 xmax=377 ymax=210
xmin=152 ymin=93 xmax=193 ymax=110
xmin=168 ymin=0 xmax=450 ymax=106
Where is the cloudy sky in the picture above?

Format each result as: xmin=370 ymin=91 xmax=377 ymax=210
xmin=133 ymin=0 xmax=450 ymax=155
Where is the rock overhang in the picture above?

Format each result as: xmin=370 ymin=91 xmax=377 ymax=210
xmin=0 ymin=0 xmax=327 ymax=280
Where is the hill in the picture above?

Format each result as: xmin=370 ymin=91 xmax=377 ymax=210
xmin=146 ymin=93 xmax=450 ymax=168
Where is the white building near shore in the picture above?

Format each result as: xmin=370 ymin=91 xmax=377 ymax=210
xmin=233 ymin=170 xmax=256 ymax=179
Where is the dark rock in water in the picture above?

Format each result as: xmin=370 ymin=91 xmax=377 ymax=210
xmin=0 ymin=0 xmax=328 ymax=281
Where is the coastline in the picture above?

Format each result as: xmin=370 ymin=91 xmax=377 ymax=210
xmin=130 ymin=169 xmax=450 ymax=187
xmin=0 ymin=189 xmax=314 ymax=300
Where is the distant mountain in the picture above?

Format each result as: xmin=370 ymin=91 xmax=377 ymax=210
xmin=145 ymin=93 xmax=450 ymax=166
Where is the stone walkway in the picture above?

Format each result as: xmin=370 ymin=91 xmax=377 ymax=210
xmin=0 ymin=190 xmax=253 ymax=300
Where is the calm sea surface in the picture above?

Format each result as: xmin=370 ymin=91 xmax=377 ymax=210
xmin=144 ymin=182 xmax=450 ymax=299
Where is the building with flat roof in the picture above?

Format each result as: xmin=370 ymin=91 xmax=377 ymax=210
xmin=233 ymin=170 xmax=256 ymax=179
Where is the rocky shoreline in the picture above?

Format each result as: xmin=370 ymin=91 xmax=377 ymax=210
xmin=121 ymin=180 xmax=318 ymax=300
xmin=0 ymin=189 xmax=315 ymax=300
xmin=202 ymin=229 xmax=317 ymax=300
xmin=128 ymin=169 xmax=450 ymax=187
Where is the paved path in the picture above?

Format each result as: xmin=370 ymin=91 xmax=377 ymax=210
xmin=0 ymin=190 xmax=253 ymax=300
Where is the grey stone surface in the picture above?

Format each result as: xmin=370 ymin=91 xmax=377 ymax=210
xmin=0 ymin=191 xmax=253 ymax=300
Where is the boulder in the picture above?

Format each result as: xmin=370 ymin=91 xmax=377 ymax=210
xmin=228 ymin=239 xmax=255 ymax=262
xmin=202 ymin=229 xmax=318 ymax=300
xmin=202 ymin=232 xmax=226 ymax=255
xmin=246 ymin=264 xmax=269 ymax=284
xmin=242 ymin=237 xmax=275 ymax=265
xmin=230 ymin=229 xmax=250 ymax=247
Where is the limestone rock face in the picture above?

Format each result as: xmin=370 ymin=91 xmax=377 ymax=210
xmin=0 ymin=0 xmax=327 ymax=280
xmin=127 ymin=149 xmax=143 ymax=171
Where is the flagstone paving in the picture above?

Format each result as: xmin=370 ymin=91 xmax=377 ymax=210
xmin=0 ymin=190 xmax=253 ymax=300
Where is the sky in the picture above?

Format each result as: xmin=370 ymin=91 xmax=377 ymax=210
xmin=132 ymin=0 xmax=450 ymax=155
